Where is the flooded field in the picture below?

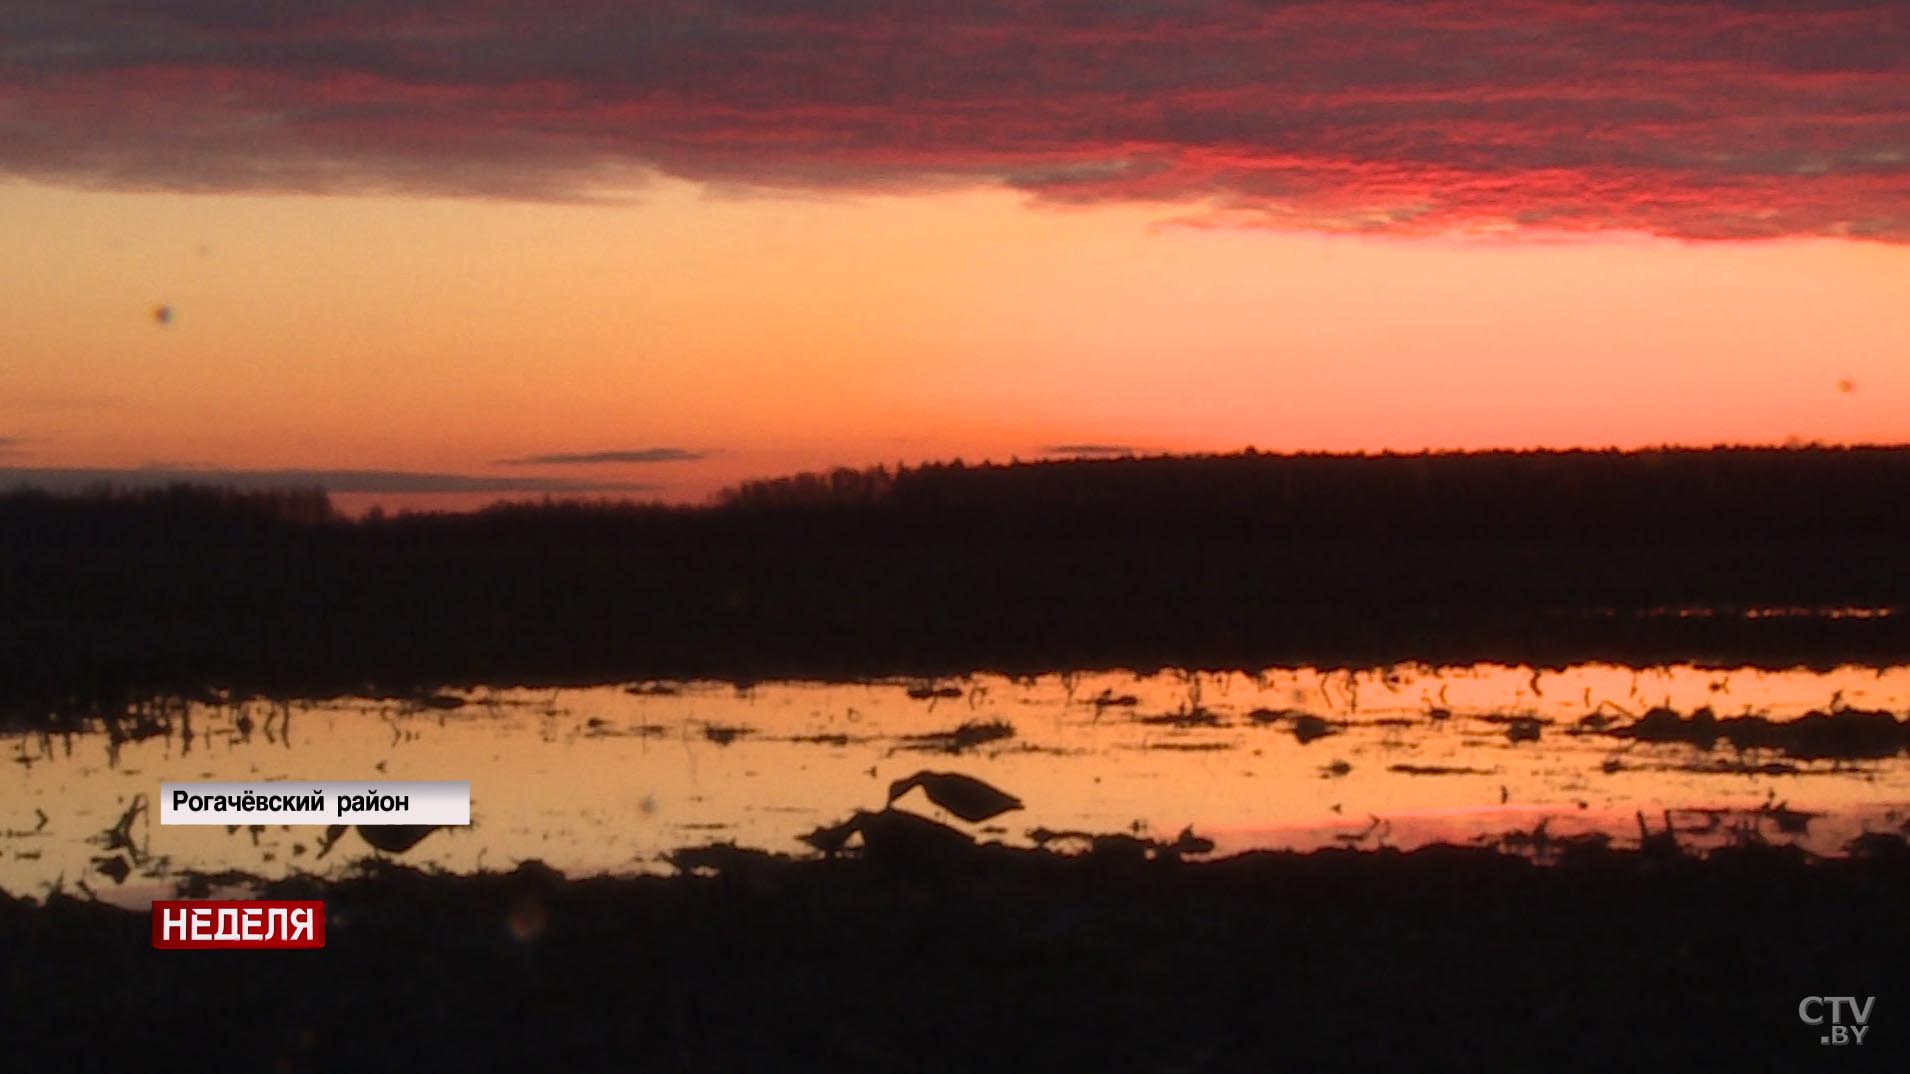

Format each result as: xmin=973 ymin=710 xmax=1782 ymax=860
xmin=6 ymin=662 xmax=1910 ymax=907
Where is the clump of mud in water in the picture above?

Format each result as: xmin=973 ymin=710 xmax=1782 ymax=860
xmin=1610 ymin=706 xmax=1910 ymax=760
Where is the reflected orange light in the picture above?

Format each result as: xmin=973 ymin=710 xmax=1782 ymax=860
xmin=7 ymin=663 xmax=1908 ymax=907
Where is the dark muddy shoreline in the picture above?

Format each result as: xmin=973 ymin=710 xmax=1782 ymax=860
xmin=9 ymin=612 xmax=1908 ymax=732
xmin=11 ymin=607 xmax=1910 ymax=714
xmin=6 ymin=840 xmax=1907 ymax=1072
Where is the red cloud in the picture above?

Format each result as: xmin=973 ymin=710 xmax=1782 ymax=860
xmin=2 ymin=0 xmax=1905 ymax=239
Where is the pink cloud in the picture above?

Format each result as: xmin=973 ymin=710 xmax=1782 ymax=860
xmin=2 ymin=0 xmax=1905 ymax=239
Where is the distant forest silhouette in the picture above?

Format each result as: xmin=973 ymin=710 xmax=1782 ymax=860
xmin=5 ymin=447 xmax=1909 ymax=716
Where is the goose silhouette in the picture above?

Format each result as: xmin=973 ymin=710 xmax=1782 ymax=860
xmin=799 ymin=808 xmax=975 ymax=868
xmin=319 ymin=823 xmax=442 ymax=856
xmin=886 ymin=770 xmax=1023 ymax=823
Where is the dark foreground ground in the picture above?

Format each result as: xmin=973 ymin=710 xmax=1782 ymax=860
xmin=6 ymin=838 xmax=1908 ymax=1073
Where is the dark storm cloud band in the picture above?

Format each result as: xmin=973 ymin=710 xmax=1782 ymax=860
xmin=0 ymin=467 xmax=655 ymax=494
xmin=1 ymin=1 xmax=1904 ymax=240
xmin=496 ymin=448 xmax=706 ymax=465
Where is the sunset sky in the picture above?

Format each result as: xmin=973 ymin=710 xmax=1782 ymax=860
xmin=2 ymin=0 xmax=1905 ymax=510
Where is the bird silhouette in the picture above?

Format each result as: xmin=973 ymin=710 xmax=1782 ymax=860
xmin=886 ymin=770 xmax=1023 ymax=823
xmin=317 ymin=823 xmax=441 ymax=856
xmin=356 ymin=824 xmax=442 ymax=854
xmin=800 ymin=808 xmax=976 ymax=869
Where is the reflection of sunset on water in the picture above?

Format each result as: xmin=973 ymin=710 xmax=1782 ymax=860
xmin=6 ymin=663 xmax=1908 ymax=908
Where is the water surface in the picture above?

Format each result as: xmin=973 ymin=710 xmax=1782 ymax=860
xmin=6 ymin=663 xmax=1909 ymax=907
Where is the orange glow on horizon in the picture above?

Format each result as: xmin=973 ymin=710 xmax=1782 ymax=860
xmin=2 ymin=178 xmax=1906 ymax=509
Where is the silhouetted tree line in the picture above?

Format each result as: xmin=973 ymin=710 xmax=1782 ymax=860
xmin=14 ymin=445 xmax=1903 ymax=544
xmin=708 ymin=446 xmax=1910 ymax=542
xmin=4 ymin=447 xmax=1908 ymax=715
xmin=0 ymin=484 xmax=337 ymax=540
